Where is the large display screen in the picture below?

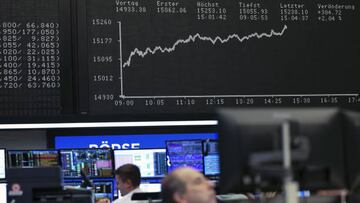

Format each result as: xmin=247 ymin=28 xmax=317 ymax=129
xmin=84 ymin=0 xmax=360 ymax=115
xmin=1 ymin=0 xmax=360 ymax=120
xmin=0 ymin=0 xmax=72 ymax=118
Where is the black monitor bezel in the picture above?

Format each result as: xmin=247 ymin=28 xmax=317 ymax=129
xmin=217 ymin=107 xmax=346 ymax=193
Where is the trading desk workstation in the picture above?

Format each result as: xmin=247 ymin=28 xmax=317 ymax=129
xmin=2 ymin=109 xmax=360 ymax=203
xmin=0 ymin=0 xmax=359 ymax=202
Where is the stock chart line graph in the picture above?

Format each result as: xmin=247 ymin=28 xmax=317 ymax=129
xmin=117 ymin=22 xmax=359 ymax=99
xmin=118 ymin=23 xmax=292 ymax=97
xmin=121 ymin=24 xmax=289 ymax=68
xmin=87 ymin=0 xmax=360 ymax=114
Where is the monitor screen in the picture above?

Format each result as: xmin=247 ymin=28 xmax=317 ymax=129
xmin=114 ymin=149 xmax=167 ymax=178
xmin=0 ymin=149 xmax=5 ymax=180
xmin=0 ymin=183 xmax=7 ymax=203
xmin=60 ymin=149 xmax=113 ymax=178
xmin=63 ymin=179 xmax=114 ymax=202
xmin=93 ymin=181 xmax=113 ymax=203
xmin=7 ymin=167 xmax=62 ymax=202
xmin=203 ymin=140 xmax=220 ymax=176
xmin=166 ymin=140 xmax=204 ymax=172
xmin=7 ymin=150 xmax=59 ymax=168
xmin=217 ymin=108 xmax=346 ymax=193
xmin=139 ymin=183 xmax=162 ymax=193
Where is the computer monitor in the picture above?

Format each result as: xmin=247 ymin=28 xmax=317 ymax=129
xmin=343 ymin=110 xmax=360 ymax=192
xmin=139 ymin=182 xmax=162 ymax=193
xmin=0 ymin=183 xmax=7 ymax=203
xmin=6 ymin=167 xmax=62 ymax=202
xmin=114 ymin=149 xmax=167 ymax=178
xmin=93 ymin=180 xmax=113 ymax=203
xmin=217 ymin=108 xmax=346 ymax=193
xmin=0 ymin=149 xmax=5 ymax=180
xmin=63 ymin=179 xmax=114 ymax=202
xmin=203 ymin=140 xmax=220 ymax=176
xmin=166 ymin=139 xmax=204 ymax=172
xmin=59 ymin=149 xmax=113 ymax=178
xmin=7 ymin=150 xmax=59 ymax=168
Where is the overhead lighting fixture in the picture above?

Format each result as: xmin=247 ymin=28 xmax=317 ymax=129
xmin=0 ymin=120 xmax=218 ymax=130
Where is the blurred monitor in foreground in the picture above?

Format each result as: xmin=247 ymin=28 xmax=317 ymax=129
xmin=6 ymin=167 xmax=62 ymax=202
xmin=343 ymin=110 xmax=360 ymax=193
xmin=217 ymin=108 xmax=346 ymax=194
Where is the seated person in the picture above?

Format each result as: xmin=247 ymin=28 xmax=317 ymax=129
xmin=161 ymin=167 xmax=217 ymax=203
xmin=113 ymin=164 xmax=142 ymax=203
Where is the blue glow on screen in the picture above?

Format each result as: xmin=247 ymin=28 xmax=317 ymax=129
xmin=166 ymin=140 xmax=204 ymax=172
xmin=204 ymin=141 xmax=220 ymax=175
xmin=204 ymin=154 xmax=220 ymax=175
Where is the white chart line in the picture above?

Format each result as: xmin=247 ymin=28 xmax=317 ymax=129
xmin=123 ymin=25 xmax=288 ymax=67
xmin=123 ymin=94 xmax=359 ymax=99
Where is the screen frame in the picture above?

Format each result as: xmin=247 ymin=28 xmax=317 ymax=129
xmin=166 ymin=139 xmax=204 ymax=173
xmin=113 ymin=148 xmax=167 ymax=178
xmin=217 ymin=107 xmax=346 ymax=193
xmin=7 ymin=149 xmax=60 ymax=168
xmin=59 ymin=148 xmax=115 ymax=179
xmin=0 ymin=183 xmax=7 ymax=203
xmin=63 ymin=178 xmax=115 ymax=201
xmin=0 ymin=148 xmax=6 ymax=181
xmin=202 ymin=139 xmax=220 ymax=177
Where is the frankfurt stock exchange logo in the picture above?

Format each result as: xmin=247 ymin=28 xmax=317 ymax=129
xmin=89 ymin=141 xmax=140 ymax=149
